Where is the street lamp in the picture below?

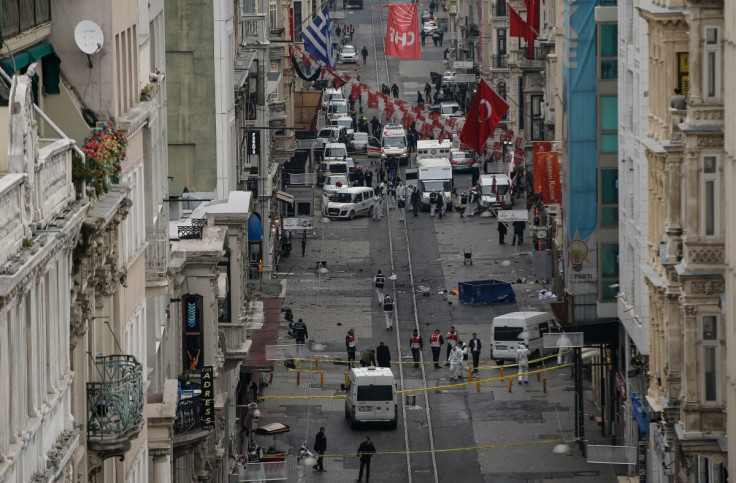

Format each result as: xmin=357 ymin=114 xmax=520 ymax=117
xmin=502 ymin=139 xmax=513 ymax=164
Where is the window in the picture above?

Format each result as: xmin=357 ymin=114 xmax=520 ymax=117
xmin=702 ymin=315 xmax=719 ymax=402
xmin=600 ymin=96 xmax=618 ymax=153
xmin=531 ymin=95 xmax=543 ymax=141
xmin=182 ymin=295 xmax=204 ymax=371
xmin=600 ymin=244 xmax=619 ymax=301
xmin=678 ymin=53 xmax=689 ymax=96
xmin=270 ymin=0 xmax=280 ymax=28
xmin=270 ymin=60 xmax=279 ymax=72
xmin=495 ymin=1 xmax=507 ymax=16
xmin=703 ymin=27 xmax=720 ymax=100
xmin=518 ymin=77 xmax=524 ymax=129
xmin=293 ymin=1 xmax=303 ymax=37
xmin=599 ymin=24 xmax=618 ymax=80
xmin=497 ymin=30 xmax=506 ymax=55
xmin=600 ymin=169 xmax=618 ymax=227
xmin=701 ymin=155 xmax=719 ymax=237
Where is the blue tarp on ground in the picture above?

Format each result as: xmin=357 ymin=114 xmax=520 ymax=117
xmin=458 ymin=280 xmax=516 ymax=305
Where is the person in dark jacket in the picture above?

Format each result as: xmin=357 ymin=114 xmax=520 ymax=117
xmin=360 ymin=348 xmax=377 ymax=367
xmin=292 ymin=318 xmax=308 ymax=343
xmin=424 ymin=82 xmax=432 ymax=101
xmin=356 ymin=436 xmax=376 ymax=482
xmin=512 ymin=220 xmax=525 ymax=245
xmin=416 ymin=91 xmax=424 ymax=107
xmin=365 ymin=168 xmax=373 ymax=187
xmin=410 ymin=187 xmax=420 ymax=216
xmin=469 ymin=333 xmax=482 ymax=373
xmin=391 ymin=82 xmax=399 ymax=99
xmin=498 ymin=221 xmax=507 ymax=244
xmin=420 ymin=30 xmax=426 ymax=46
xmin=376 ymin=342 xmax=391 ymax=367
xmin=370 ymin=116 xmax=381 ymax=138
xmin=313 ymin=427 xmax=327 ymax=472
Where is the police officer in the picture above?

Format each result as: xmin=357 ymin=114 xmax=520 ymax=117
xmin=292 ymin=318 xmax=308 ymax=344
xmin=409 ymin=329 xmax=423 ymax=368
xmin=383 ymin=295 xmax=394 ymax=331
xmin=374 ymin=270 xmax=385 ymax=305
xmin=430 ymin=329 xmax=444 ymax=368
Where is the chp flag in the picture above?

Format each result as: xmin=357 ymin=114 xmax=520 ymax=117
xmin=385 ymin=4 xmax=421 ymax=59
xmin=459 ymin=78 xmax=509 ymax=155
xmin=300 ymin=8 xmax=336 ymax=67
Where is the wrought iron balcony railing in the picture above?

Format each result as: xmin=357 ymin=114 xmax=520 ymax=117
xmin=174 ymin=395 xmax=206 ymax=435
xmin=491 ymin=54 xmax=509 ymax=69
xmin=86 ymin=355 xmax=144 ymax=455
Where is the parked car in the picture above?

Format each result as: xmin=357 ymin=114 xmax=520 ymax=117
xmin=322 ymin=87 xmax=344 ymax=110
xmin=423 ymin=21 xmax=438 ymax=34
xmin=449 ymin=150 xmax=474 ymax=172
xmin=323 ymin=174 xmax=350 ymax=195
xmin=316 ymin=126 xmax=348 ymax=149
xmin=347 ymin=132 xmax=369 ymax=152
xmin=326 ymin=99 xmax=349 ymax=121
xmin=442 ymin=71 xmax=457 ymax=83
xmin=346 ymin=0 xmax=364 ymax=9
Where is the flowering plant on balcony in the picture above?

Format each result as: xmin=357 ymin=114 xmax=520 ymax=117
xmin=79 ymin=122 xmax=126 ymax=196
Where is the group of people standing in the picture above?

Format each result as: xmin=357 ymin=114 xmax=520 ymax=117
xmin=311 ymin=428 xmax=376 ymax=482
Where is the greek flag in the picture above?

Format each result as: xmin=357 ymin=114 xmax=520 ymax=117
xmin=300 ymin=7 xmax=335 ymax=68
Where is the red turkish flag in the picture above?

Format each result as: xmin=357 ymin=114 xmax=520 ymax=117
xmin=509 ymin=4 xmax=530 ymax=38
xmin=385 ymin=4 xmax=421 ymax=59
xmin=460 ymin=79 xmax=509 ymax=154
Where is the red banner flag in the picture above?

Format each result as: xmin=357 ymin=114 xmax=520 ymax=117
xmin=509 ymin=3 xmax=530 ymax=38
xmin=367 ymin=92 xmax=378 ymax=109
xmin=385 ymin=4 xmax=421 ymax=59
xmin=385 ymin=102 xmax=395 ymax=119
xmin=532 ymin=141 xmax=552 ymax=193
xmin=422 ymin=123 xmax=432 ymax=138
xmin=460 ymin=79 xmax=509 ymax=154
xmin=536 ymin=151 xmax=562 ymax=204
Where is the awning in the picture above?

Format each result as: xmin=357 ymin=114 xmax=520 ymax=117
xmin=0 ymin=41 xmax=61 ymax=96
xmin=276 ymin=190 xmax=294 ymax=204
xmin=247 ymin=214 xmax=263 ymax=242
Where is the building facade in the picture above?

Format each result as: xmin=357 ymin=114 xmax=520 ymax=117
xmin=639 ymin=0 xmax=727 ymax=480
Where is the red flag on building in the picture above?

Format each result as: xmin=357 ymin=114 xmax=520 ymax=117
xmin=422 ymin=123 xmax=432 ymax=138
xmin=536 ymin=151 xmax=562 ymax=204
xmin=460 ymin=79 xmax=509 ymax=155
xmin=532 ymin=141 xmax=553 ymax=193
xmin=367 ymin=91 xmax=378 ymax=109
xmin=385 ymin=102 xmax=395 ymax=119
xmin=508 ymin=3 xmax=530 ymax=38
xmin=385 ymin=4 xmax=421 ymax=59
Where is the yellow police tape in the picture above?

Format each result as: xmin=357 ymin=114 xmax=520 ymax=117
xmin=283 ymin=350 xmax=574 ymax=373
xmin=291 ymin=438 xmax=581 ymax=459
xmin=260 ymin=363 xmax=575 ymax=400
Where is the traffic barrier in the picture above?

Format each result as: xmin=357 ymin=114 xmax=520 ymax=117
xmin=320 ymin=371 xmax=325 ymax=387
xmin=468 ymin=366 xmax=472 ymax=379
xmin=537 ymin=369 xmax=541 ymax=381
xmin=345 ymin=371 xmax=349 ymax=388
xmin=297 ymin=371 xmax=301 ymax=385
xmin=316 ymin=356 xmax=320 ymax=372
xmin=508 ymin=378 xmax=512 ymax=392
xmin=543 ymin=377 xmax=547 ymax=393
xmin=476 ymin=376 xmax=480 ymax=392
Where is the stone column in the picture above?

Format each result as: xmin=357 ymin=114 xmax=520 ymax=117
xmin=152 ymin=450 xmax=172 ymax=483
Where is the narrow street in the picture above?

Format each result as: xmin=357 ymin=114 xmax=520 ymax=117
xmin=256 ymin=3 xmax=623 ymax=482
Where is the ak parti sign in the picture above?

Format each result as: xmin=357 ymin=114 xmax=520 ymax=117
xmin=532 ymin=142 xmax=561 ymax=204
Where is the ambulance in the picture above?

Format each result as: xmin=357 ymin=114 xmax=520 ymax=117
xmin=380 ymin=124 xmax=409 ymax=166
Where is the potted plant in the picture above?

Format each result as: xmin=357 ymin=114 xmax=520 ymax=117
xmin=79 ymin=122 xmax=127 ymax=197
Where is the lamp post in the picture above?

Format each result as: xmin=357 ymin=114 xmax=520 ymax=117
xmin=502 ymin=139 xmax=513 ymax=164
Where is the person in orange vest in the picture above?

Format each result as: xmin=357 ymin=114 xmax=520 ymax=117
xmin=345 ymin=328 xmax=357 ymax=363
xmin=444 ymin=326 xmax=458 ymax=366
xmin=429 ymin=329 xmax=445 ymax=368
xmin=409 ymin=329 xmax=424 ymax=368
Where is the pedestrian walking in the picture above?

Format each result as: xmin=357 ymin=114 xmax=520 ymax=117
xmin=424 ymin=82 xmax=432 ymax=101
xmin=420 ymin=30 xmax=426 ymax=46
xmin=448 ymin=341 xmax=464 ymax=382
xmin=346 ymin=328 xmax=357 ymax=362
xmin=397 ymin=182 xmax=407 ymax=221
xmin=386 ymin=182 xmax=396 ymax=210
xmin=383 ymin=295 xmax=394 ymax=330
xmin=365 ymin=168 xmax=373 ymax=187
xmin=370 ymin=116 xmax=380 ymax=138
xmin=361 ymin=46 xmax=368 ymax=65
xmin=430 ymin=329 xmax=444 ymax=368
xmin=292 ymin=318 xmax=309 ymax=344
xmin=336 ymin=25 xmax=342 ymax=37
xmin=349 ymin=24 xmax=355 ymax=41
xmin=301 ymin=232 xmax=307 ymax=256
xmin=313 ymin=427 xmax=327 ymax=472
xmin=374 ymin=270 xmax=385 ymax=304
xmin=416 ymin=91 xmax=424 ymax=107
xmin=512 ymin=220 xmax=525 ymax=245
xmin=372 ymin=194 xmax=382 ymax=221
xmin=445 ymin=326 xmax=458 ymax=364
xmin=438 ymin=30 xmax=444 ymax=46
xmin=360 ymin=348 xmax=376 ymax=367
xmin=410 ymin=187 xmax=420 ymax=216
xmin=356 ymin=436 xmax=376 ymax=482
xmin=469 ymin=333 xmax=482 ymax=373
xmin=517 ymin=343 xmax=531 ymax=384
xmin=391 ymin=82 xmax=399 ymax=99
xmin=498 ymin=220 xmax=507 ymax=244
xmin=376 ymin=342 xmax=391 ymax=368
xmin=429 ymin=0 xmax=436 ymax=13
xmin=409 ymin=329 xmax=423 ymax=367
xmin=430 ymin=191 xmax=439 ymax=217
xmin=432 ymin=31 xmax=439 ymax=46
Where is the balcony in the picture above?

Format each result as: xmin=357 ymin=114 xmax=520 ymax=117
xmin=173 ymin=388 xmax=213 ymax=448
xmin=146 ymin=226 xmax=169 ymax=279
xmin=220 ymin=323 xmax=252 ymax=360
xmin=491 ymin=54 xmax=508 ymax=70
xmin=269 ymin=26 xmax=286 ymax=39
xmin=2 ymin=0 xmax=51 ymax=42
xmin=177 ymin=218 xmax=207 ymax=240
xmin=519 ymin=47 xmax=545 ymax=70
xmin=86 ymin=355 xmax=144 ymax=458
xmin=241 ymin=14 xmax=267 ymax=44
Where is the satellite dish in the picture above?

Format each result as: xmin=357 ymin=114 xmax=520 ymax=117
xmin=74 ymin=20 xmax=104 ymax=55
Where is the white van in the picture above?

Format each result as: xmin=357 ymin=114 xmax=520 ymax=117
xmin=478 ymin=173 xmax=513 ymax=211
xmin=343 ymin=366 xmax=398 ymax=429
xmin=490 ymin=312 xmax=560 ymax=364
xmin=326 ymin=186 xmax=375 ymax=220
